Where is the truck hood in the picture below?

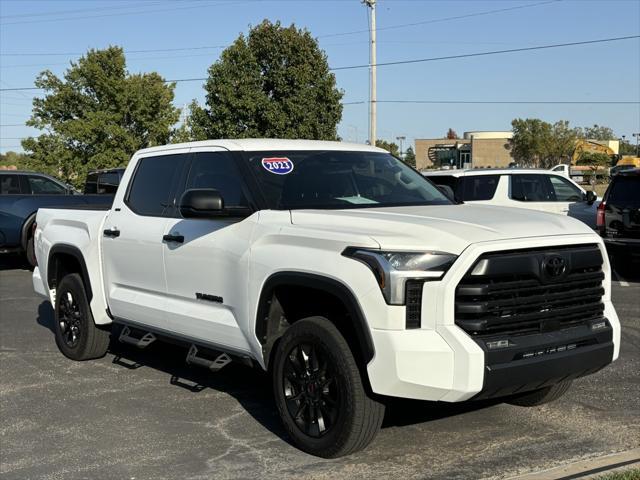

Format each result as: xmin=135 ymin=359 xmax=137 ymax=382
xmin=290 ymin=204 xmax=595 ymax=254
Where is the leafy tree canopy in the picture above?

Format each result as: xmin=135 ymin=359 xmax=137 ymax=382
xmin=375 ymin=139 xmax=400 ymax=157
xmin=576 ymin=151 xmax=611 ymax=171
xmin=577 ymin=124 xmax=616 ymax=141
xmin=403 ymin=146 xmax=416 ymax=167
xmin=446 ymin=128 xmax=458 ymax=139
xmin=22 ymin=46 xmax=180 ymax=186
xmin=185 ymin=20 xmax=343 ymax=141
xmin=509 ymin=118 xmax=578 ymax=168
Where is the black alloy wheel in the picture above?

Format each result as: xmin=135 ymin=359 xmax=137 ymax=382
xmin=283 ymin=342 xmax=340 ymax=438
xmin=57 ymin=290 xmax=82 ymax=348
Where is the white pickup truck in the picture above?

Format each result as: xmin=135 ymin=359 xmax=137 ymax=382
xmin=33 ymin=139 xmax=620 ymax=457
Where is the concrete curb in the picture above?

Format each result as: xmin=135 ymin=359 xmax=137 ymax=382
xmin=505 ymin=448 xmax=640 ymax=480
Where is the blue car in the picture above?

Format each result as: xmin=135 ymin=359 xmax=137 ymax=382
xmin=0 ymin=171 xmax=113 ymax=266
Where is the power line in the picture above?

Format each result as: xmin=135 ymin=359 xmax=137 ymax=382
xmin=0 ymin=1 xmax=244 ymax=26
xmin=330 ymin=34 xmax=640 ymax=70
xmin=347 ymin=100 xmax=640 ymax=105
xmin=318 ymin=0 xmax=561 ymax=38
xmin=0 ymin=2 xmax=165 ymax=19
xmin=0 ymin=0 xmax=561 ymax=55
xmin=1 ymin=35 xmax=638 ymax=92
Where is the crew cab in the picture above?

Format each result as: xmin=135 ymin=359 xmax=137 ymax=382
xmin=423 ymin=169 xmax=599 ymax=228
xmin=0 ymin=170 xmax=111 ymax=266
xmin=32 ymin=140 xmax=620 ymax=457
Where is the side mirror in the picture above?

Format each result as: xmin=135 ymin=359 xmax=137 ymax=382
xmin=585 ymin=191 xmax=597 ymax=205
xmin=437 ymin=184 xmax=456 ymax=201
xmin=179 ymin=189 xmax=224 ymax=219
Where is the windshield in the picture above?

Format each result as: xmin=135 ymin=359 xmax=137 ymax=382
xmin=246 ymin=150 xmax=452 ymax=209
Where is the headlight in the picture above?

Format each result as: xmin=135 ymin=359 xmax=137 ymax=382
xmin=343 ymin=248 xmax=457 ymax=305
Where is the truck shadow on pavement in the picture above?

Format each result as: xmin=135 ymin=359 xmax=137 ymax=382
xmin=35 ymin=300 xmax=501 ymax=444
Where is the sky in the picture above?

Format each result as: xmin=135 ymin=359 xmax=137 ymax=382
xmin=1 ymin=0 xmax=639 ymax=154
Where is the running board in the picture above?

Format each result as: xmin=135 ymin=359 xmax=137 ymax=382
xmin=118 ymin=326 xmax=156 ymax=349
xmin=186 ymin=344 xmax=232 ymax=372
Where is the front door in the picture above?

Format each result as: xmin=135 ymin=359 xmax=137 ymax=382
xmin=162 ymin=148 xmax=256 ymax=354
xmin=102 ymin=150 xmax=189 ymax=329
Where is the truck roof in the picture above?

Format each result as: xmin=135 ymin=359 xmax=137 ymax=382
xmin=135 ymin=139 xmax=388 ymax=155
xmin=422 ymin=168 xmax=557 ymax=177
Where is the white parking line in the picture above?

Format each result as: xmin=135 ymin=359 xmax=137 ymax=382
xmin=613 ymin=269 xmax=630 ymax=287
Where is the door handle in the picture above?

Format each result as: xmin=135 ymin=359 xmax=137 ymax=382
xmin=103 ymin=228 xmax=120 ymax=238
xmin=162 ymin=234 xmax=184 ymax=243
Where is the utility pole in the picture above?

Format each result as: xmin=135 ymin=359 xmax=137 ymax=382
xmin=363 ymin=0 xmax=377 ymax=146
xmin=633 ymin=133 xmax=640 ymax=156
xmin=396 ymin=135 xmax=406 ymax=160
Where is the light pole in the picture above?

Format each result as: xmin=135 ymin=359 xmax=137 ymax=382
xmin=363 ymin=0 xmax=377 ymax=146
xmin=396 ymin=135 xmax=406 ymax=160
xmin=633 ymin=133 xmax=640 ymax=156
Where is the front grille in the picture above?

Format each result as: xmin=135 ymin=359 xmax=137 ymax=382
xmin=455 ymin=244 xmax=605 ymax=337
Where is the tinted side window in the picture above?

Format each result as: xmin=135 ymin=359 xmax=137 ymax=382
xmin=28 ymin=176 xmax=67 ymax=194
xmin=462 ymin=175 xmax=500 ymax=201
xmin=184 ymin=152 xmax=248 ymax=207
xmin=85 ymin=173 xmax=98 ymax=194
xmin=0 ymin=175 xmax=23 ymax=194
xmin=510 ymin=174 xmax=555 ymax=202
xmin=549 ymin=175 xmax=583 ymax=201
xmin=127 ymin=154 xmax=186 ymax=216
xmin=97 ymin=172 xmax=120 ymax=194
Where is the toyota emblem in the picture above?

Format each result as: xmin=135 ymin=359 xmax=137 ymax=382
xmin=543 ymin=255 xmax=567 ymax=278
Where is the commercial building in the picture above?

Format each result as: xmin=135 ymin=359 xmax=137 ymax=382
xmin=415 ymin=131 xmax=514 ymax=171
xmin=415 ymin=132 xmax=621 ymax=171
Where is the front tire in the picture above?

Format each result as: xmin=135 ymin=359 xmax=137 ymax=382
xmin=507 ymin=380 xmax=573 ymax=407
xmin=54 ymin=273 xmax=110 ymax=361
xmin=272 ymin=316 xmax=385 ymax=458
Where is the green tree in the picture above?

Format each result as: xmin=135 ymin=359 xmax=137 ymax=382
xmin=579 ymin=124 xmax=616 ymax=141
xmin=619 ymin=139 xmax=638 ymax=156
xmin=185 ymin=20 xmax=343 ymax=141
xmin=403 ymin=146 xmax=416 ymax=167
xmin=446 ymin=128 xmax=458 ymax=139
xmin=0 ymin=151 xmax=32 ymax=170
xmin=576 ymin=151 xmax=610 ymax=185
xmin=509 ymin=118 xmax=577 ymax=168
xmin=22 ymin=46 xmax=180 ymax=187
xmin=375 ymin=139 xmax=400 ymax=157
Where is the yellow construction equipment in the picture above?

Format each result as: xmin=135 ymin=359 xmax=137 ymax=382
xmin=571 ymin=139 xmax=617 ymax=165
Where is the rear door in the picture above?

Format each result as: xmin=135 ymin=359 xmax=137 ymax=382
xmin=162 ymin=147 xmax=256 ymax=353
xmin=547 ymin=174 xmax=596 ymax=227
xmin=604 ymin=175 xmax=640 ymax=239
xmin=507 ymin=174 xmax=559 ymax=215
xmin=101 ymin=150 xmax=190 ymax=329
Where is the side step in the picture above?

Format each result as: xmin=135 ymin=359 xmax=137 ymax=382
xmin=186 ymin=345 xmax=232 ymax=372
xmin=118 ymin=326 xmax=157 ymax=349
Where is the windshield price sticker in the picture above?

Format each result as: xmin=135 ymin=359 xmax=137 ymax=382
xmin=262 ymin=157 xmax=294 ymax=175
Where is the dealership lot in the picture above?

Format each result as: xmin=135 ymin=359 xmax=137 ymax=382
xmin=1 ymin=257 xmax=638 ymax=480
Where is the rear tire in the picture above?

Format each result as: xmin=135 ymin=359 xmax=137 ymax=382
xmin=54 ymin=273 xmax=110 ymax=361
xmin=272 ymin=316 xmax=385 ymax=458
xmin=26 ymin=236 xmax=36 ymax=268
xmin=507 ymin=380 xmax=573 ymax=407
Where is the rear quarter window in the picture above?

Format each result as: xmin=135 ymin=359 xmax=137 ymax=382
xmin=0 ymin=174 xmax=23 ymax=194
xmin=607 ymin=176 xmax=640 ymax=204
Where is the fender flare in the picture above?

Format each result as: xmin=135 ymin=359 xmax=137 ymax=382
xmin=255 ymin=272 xmax=375 ymax=365
xmin=47 ymin=244 xmax=93 ymax=302
xmin=20 ymin=212 xmax=37 ymax=251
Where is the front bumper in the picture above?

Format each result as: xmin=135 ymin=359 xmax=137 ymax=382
xmin=366 ymin=235 xmax=621 ymax=402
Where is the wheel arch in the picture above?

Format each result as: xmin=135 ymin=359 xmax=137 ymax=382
xmin=255 ymin=272 xmax=375 ymax=370
xmin=47 ymin=244 xmax=93 ymax=302
xmin=20 ymin=211 xmax=37 ymax=251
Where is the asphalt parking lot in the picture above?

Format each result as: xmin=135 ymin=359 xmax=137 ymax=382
xmin=1 ymin=256 xmax=638 ymax=480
